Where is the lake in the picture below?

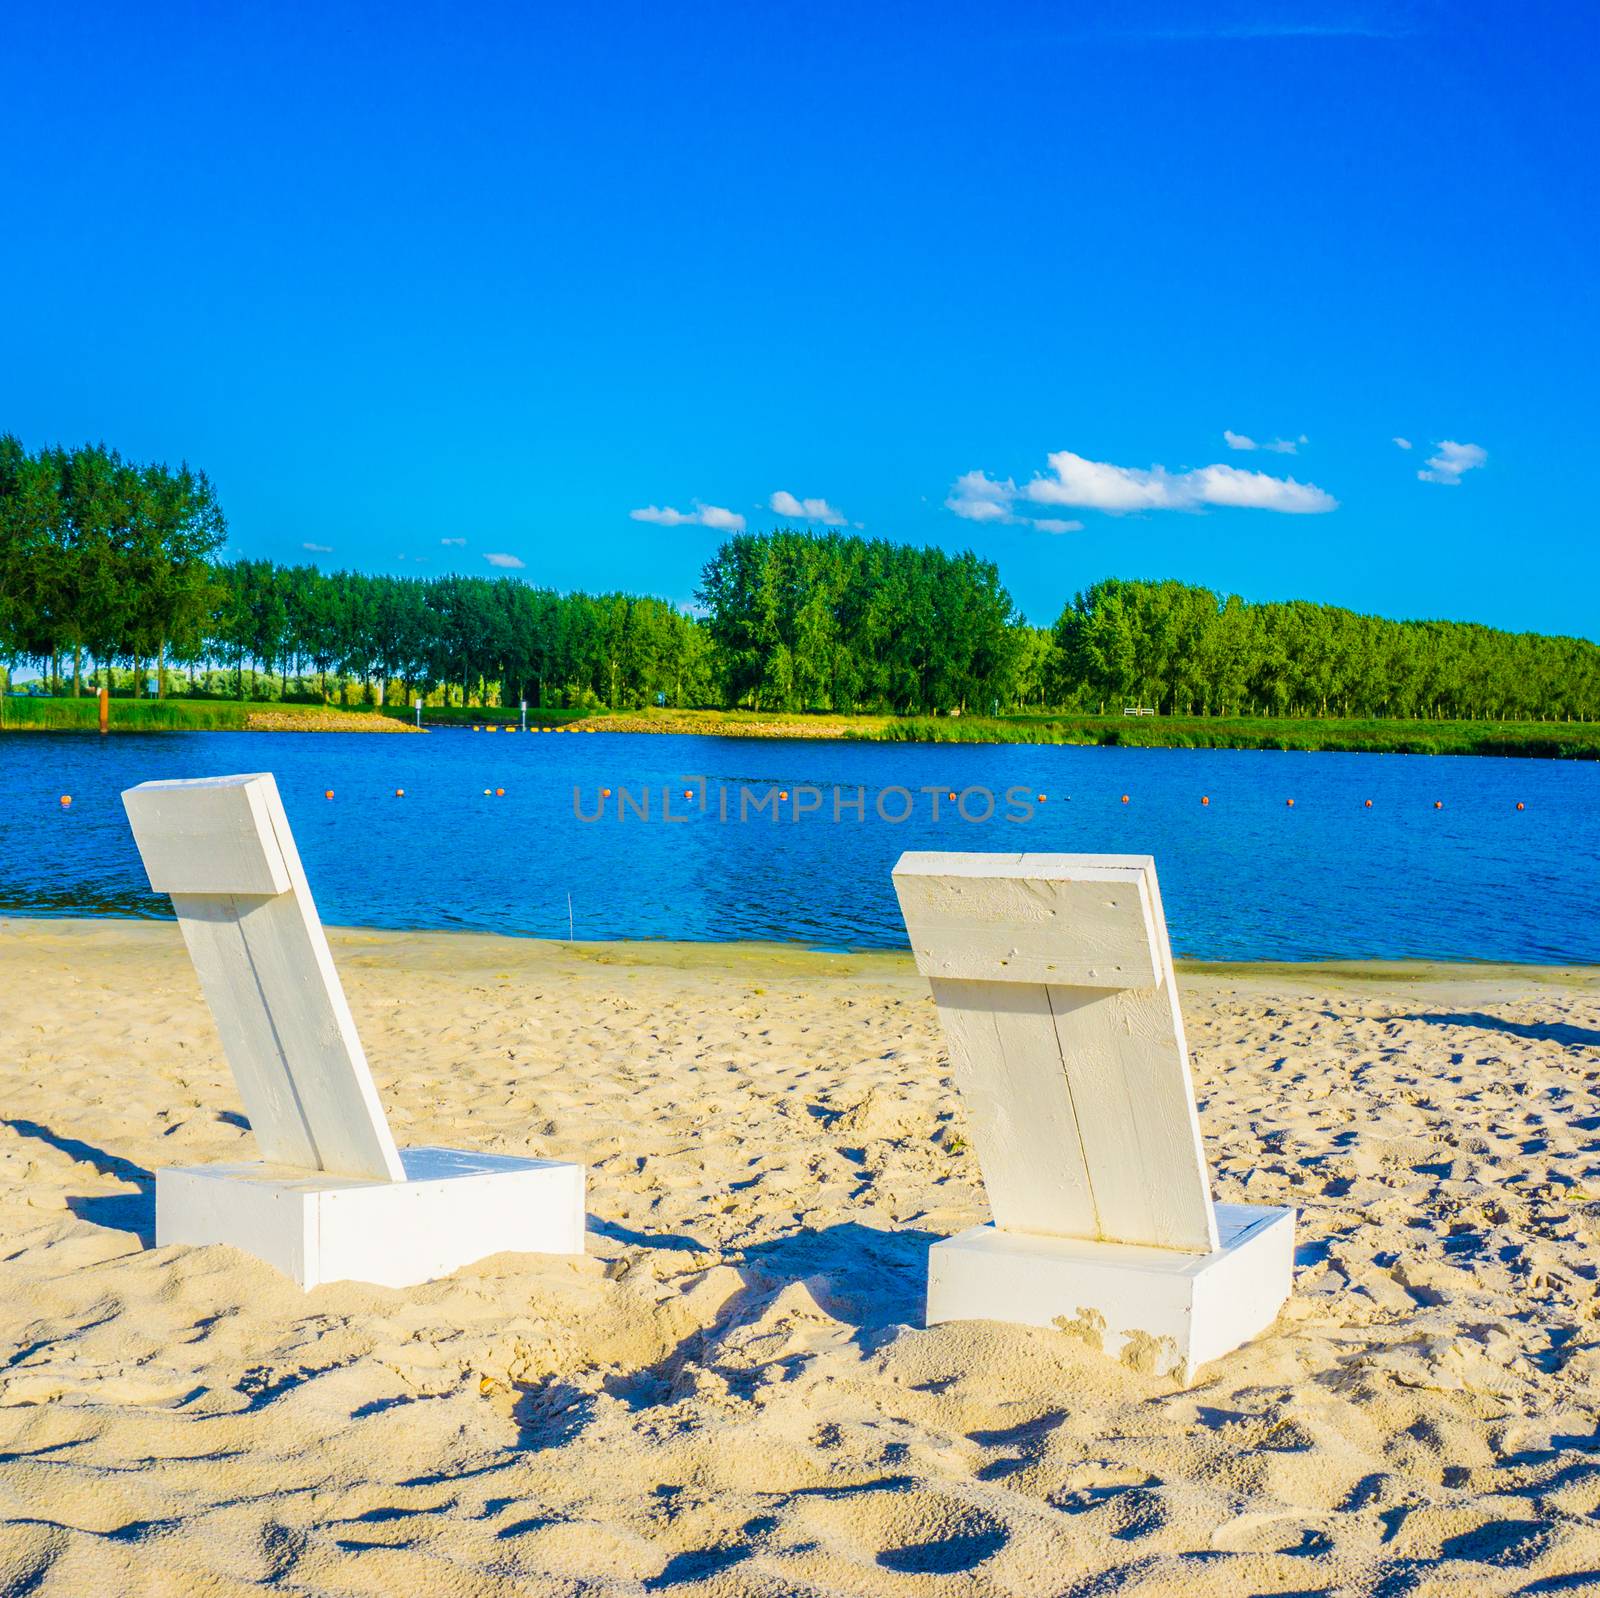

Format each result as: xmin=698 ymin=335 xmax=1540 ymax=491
xmin=1 ymin=729 xmax=1597 ymax=963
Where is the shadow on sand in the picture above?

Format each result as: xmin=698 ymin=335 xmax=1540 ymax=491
xmin=1395 ymin=1011 xmax=1600 ymax=1050
xmin=2 ymin=1117 xmax=154 ymax=1246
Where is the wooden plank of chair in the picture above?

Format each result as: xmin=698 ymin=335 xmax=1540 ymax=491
xmin=896 ymin=852 xmax=1163 ymax=989
xmin=925 ymin=977 xmax=1099 ymax=1238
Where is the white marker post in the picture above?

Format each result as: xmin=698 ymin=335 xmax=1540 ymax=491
xmin=414 ymin=695 xmax=423 ymax=729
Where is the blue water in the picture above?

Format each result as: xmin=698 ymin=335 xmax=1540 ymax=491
xmin=1 ymin=730 xmax=1597 ymax=963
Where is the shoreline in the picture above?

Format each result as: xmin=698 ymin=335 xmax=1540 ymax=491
xmin=5 ymin=699 xmax=1600 ymax=757
xmin=8 ymin=914 xmax=1597 ymax=993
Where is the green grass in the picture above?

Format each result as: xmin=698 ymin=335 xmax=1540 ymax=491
xmin=868 ymin=712 xmax=1600 ymax=758
xmin=376 ymin=704 xmax=592 ymax=728
xmin=0 ymin=697 xmax=377 ymax=731
xmin=8 ymin=694 xmax=1598 ymax=757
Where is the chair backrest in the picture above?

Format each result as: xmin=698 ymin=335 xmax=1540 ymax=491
xmin=893 ymin=851 xmax=1218 ymax=1254
xmin=123 ymin=773 xmax=405 ymax=1183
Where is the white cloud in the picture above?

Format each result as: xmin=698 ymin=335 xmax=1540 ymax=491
xmin=630 ymin=502 xmax=747 ymax=533
xmin=441 ymin=536 xmax=466 ymax=546
xmin=945 ymin=470 xmax=1084 ymax=533
xmin=1417 ymin=440 xmax=1486 ymax=485
xmin=769 ymin=489 xmax=846 ymax=526
xmin=1224 ymin=429 xmax=1304 ymax=454
xmin=1030 ymin=449 xmax=1335 ymax=513
xmin=302 ymin=542 xmax=333 ymax=553
xmin=629 ymin=504 xmax=696 ymax=526
xmin=1182 ymin=464 xmax=1332 ymax=510
xmin=945 ymin=470 xmax=1019 ymax=523
xmin=484 ymin=552 xmax=526 ymax=569
xmin=950 ymin=447 xmax=1337 ymax=521
xmin=1393 ymin=437 xmax=1413 ymax=451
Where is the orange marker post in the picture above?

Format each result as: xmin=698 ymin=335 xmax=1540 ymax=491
xmin=98 ymin=686 xmax=109 ymax=735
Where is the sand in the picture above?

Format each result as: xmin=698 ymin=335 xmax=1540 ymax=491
xmin=1 ymin=917 xmax=1598 ymax=1596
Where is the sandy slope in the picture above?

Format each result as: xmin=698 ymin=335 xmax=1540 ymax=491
xmin=1 ymin=917 xmax=1598 ymax=1596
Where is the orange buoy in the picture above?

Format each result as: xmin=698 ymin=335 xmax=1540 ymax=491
xmin=683 ymin=789 xmax=693 ymax=799
xmin=1434 ymin=800 xmax=1443 ymax=809
xmin=59 ymin=794 xmax=71 ymax=807
xmin=1516 ymin=801 xmax=1525 ymax=811
xmin=1286 ymin=798 xmax=1294 ymax=807
xmin=1120 ymin=794 xmax=1129 ymax=804
xmin=1201 ymin=796 xmax=1209 ymax=806
xmin=1037 ymin=793 xmax=1046 ymax=802
xmin=947 ymin=791 xmax=956 ymax=801
xmin=324 ymin=789 xmax=334 ymax=800
xmin=601 ymin=787 xmax=612 ymax=798
xmin=495 ymin=787 xmax=505 ymax=796
xmin=1364 ymin=799 xmax=1373 ymax=808
xmin=779 ymin=789 xmax=789 ymax=801
xmin=395 ymin=788 xmax=405 ymax=797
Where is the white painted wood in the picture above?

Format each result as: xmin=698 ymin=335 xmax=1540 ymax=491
xmin=893 ymin=852 xmax=1216 ymax=1254
xmin=922 ymin=978 xmax=1099 ymax=1237
xmin=156 ymin=1150 xmax=587 ymax=1289
xmin=124 ymin=776 xmax=291 ymax=896
xmin=123 ymin=773 xmax=404 ymax=1182
xmin=894 ymin=850 xmax=1296 ymax=1374
xmin=925 ymin=1204 xmax=1295 ymax=1382
xmin=124 ymin=770 xmax=590 ymax=1291
xmin=895 ymin=852 xmax=1162 ymax=988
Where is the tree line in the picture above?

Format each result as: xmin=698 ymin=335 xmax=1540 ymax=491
xmin=208 ymin=562 xmax=713 ymax=709
xmin=0 ymin=436 xmax=224 ymax=694
xmin=3 ymin=435 xmax=1598 ymax=719
xmin=1052 ymin=578 xmax=1600 ymax=721
xmin=698 ymin=529 xmax=1029 ymax=714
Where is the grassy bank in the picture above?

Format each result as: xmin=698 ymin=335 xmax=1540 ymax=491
xmin=561 ymin=705 xmax=1600 ymax=758
xmin=377 ymin=703 xmax=592 ymax=729
xmin=872 ymin=712 xmax=1600 ymax=758
xmin=0 ymin=697 xmax=410 ymax=732
xmin=7 ymin=694 xmax=1598 ymax=756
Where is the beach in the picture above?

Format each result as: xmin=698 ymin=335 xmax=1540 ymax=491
xmin=2 ymin=916 xmax=1598 ymax=1595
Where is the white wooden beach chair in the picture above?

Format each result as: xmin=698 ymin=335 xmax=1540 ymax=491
xmin=893 ymin=852 xmax=1293 ymax=1380
xmin=122 ymin=773 xmax=585 ymax=1289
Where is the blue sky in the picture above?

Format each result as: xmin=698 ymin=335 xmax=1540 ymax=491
xmin=2 ymin=0 xmax=1594 ymax=634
